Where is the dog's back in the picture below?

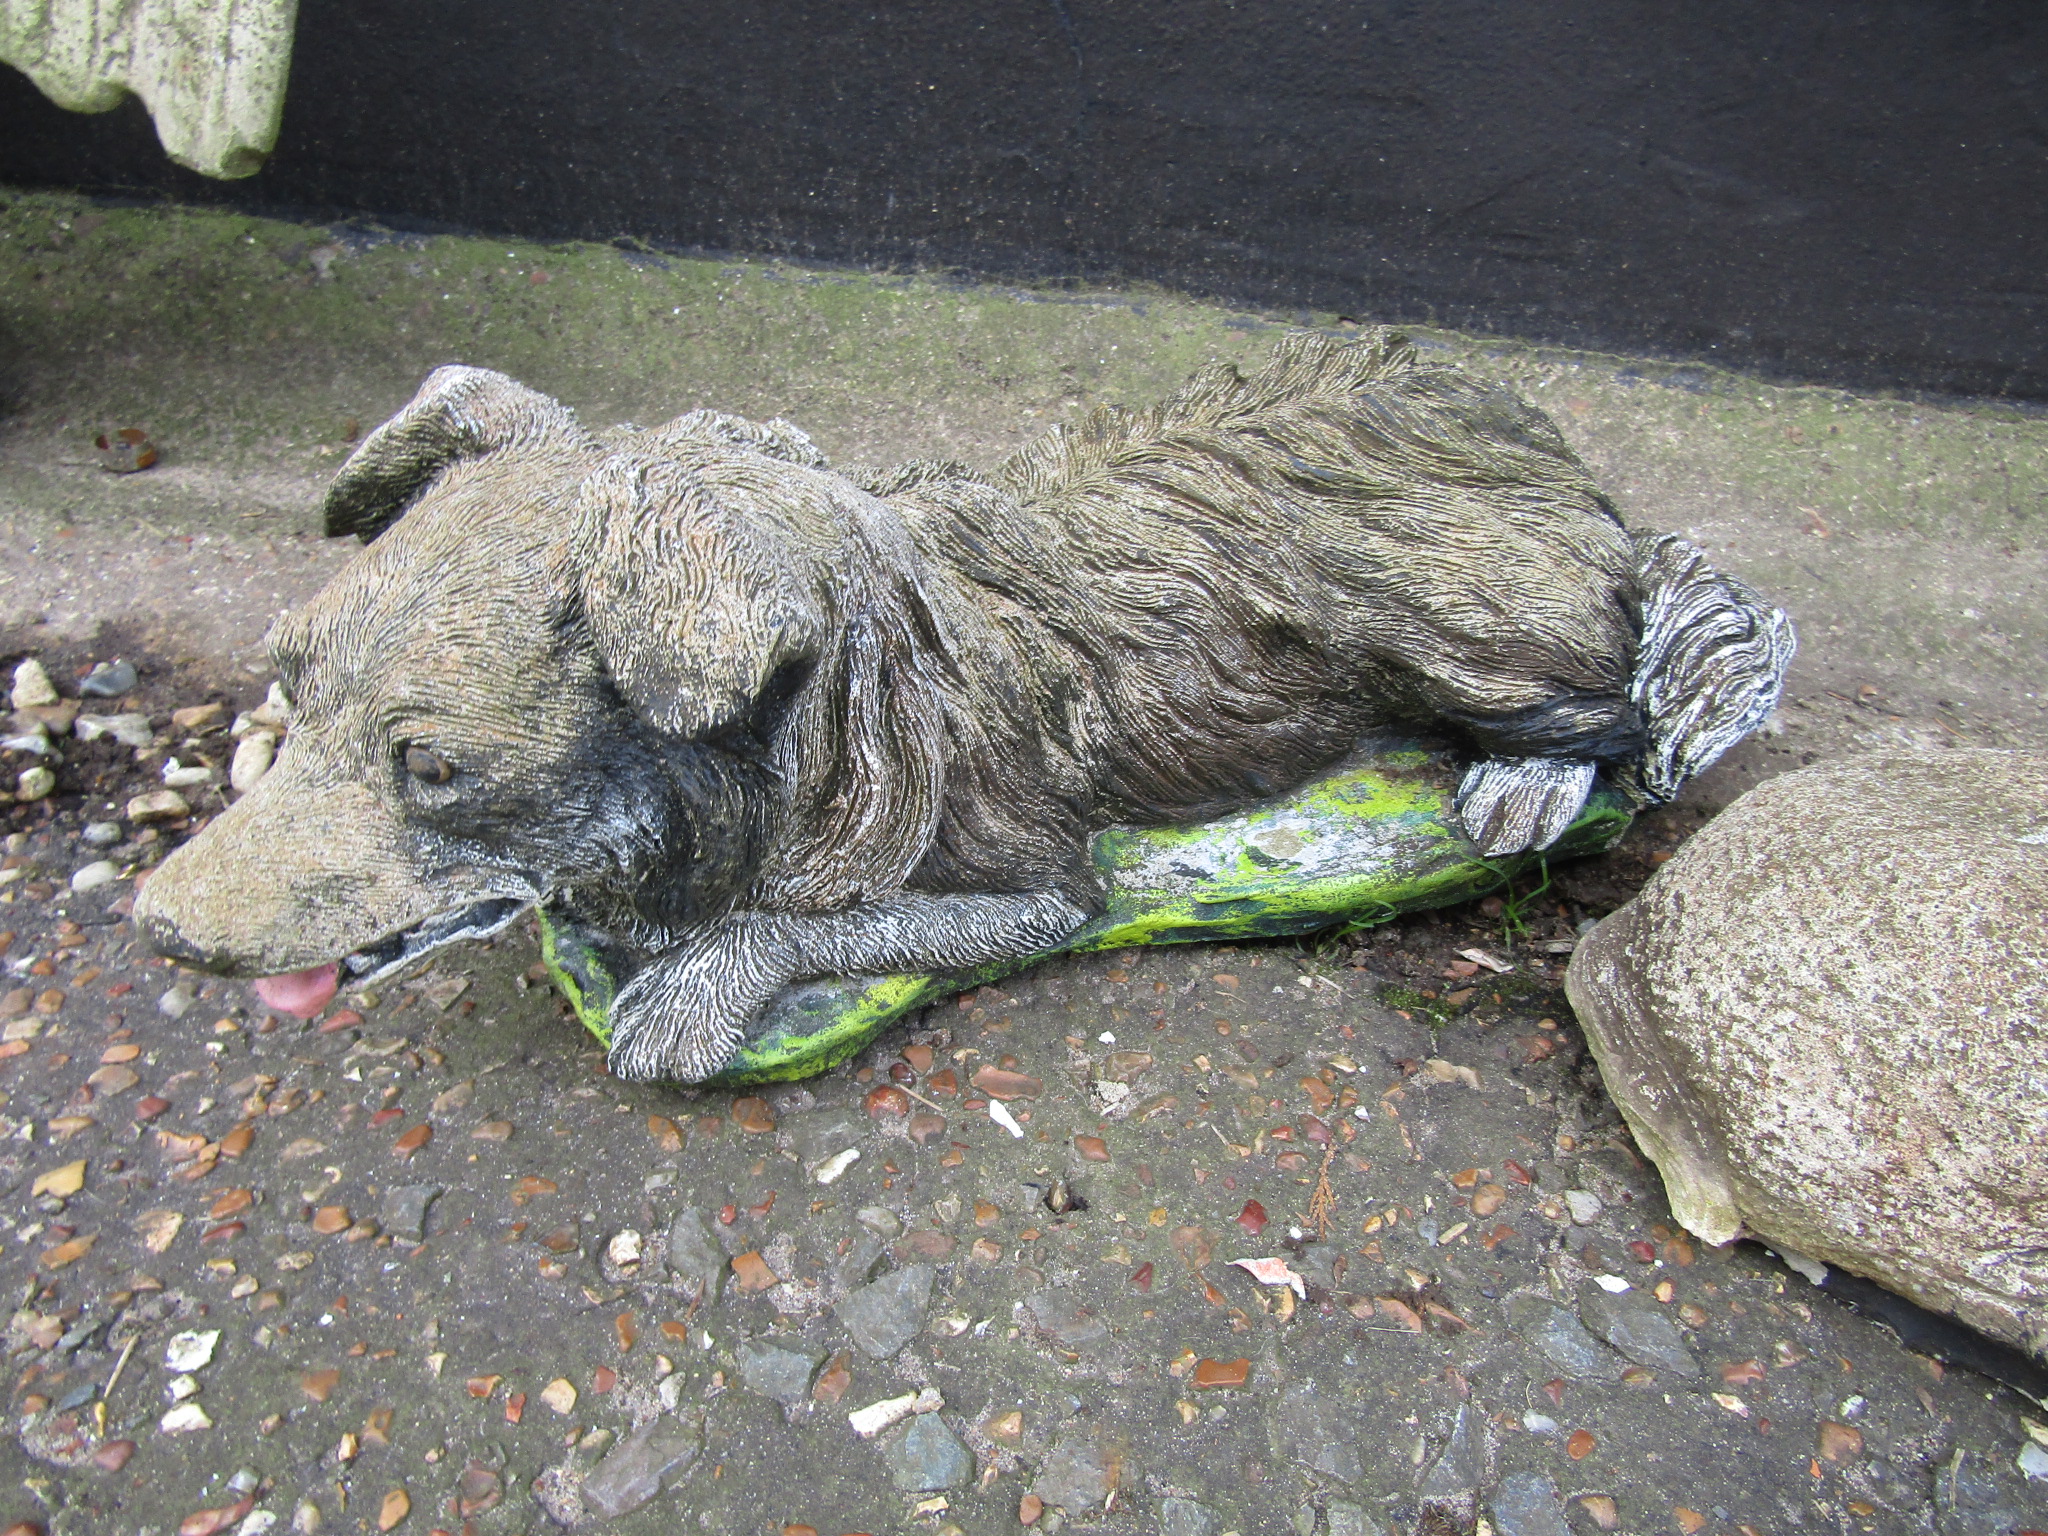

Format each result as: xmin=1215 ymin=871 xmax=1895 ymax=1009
xmin=889 ymin=330 xmax=1643 ymax=827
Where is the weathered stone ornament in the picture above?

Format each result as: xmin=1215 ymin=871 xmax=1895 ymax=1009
xmin=134 ymin=330 xmax=1791 ymax=1084
xmin=0 ymin=0 xmax=297 ymax=178
xmin=1567 ymin=749 xmax=2048 ymax=1359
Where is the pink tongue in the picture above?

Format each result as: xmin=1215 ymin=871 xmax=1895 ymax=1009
xmin=253 ymin=963 xmax=340 ymax=1020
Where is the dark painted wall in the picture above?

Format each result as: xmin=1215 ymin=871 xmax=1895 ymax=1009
xmin=4 ymin=1 xmax=2045 ymax=398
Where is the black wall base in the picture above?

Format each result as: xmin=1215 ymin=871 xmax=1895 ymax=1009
xmin=3 ymin=1 xmax=2044 ymax=399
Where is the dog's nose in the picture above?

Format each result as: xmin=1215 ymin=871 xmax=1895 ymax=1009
xmin=134 ymin=915 xmax=230 ymax=972
xmin=131 ymin=882 xmax=237 ymax=973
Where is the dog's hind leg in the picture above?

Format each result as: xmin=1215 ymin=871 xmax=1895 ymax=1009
xmin=606 ymin=891 xmax=1091 ymax=1083
xmin=1452 ymin=758 xmax=1598 ymax=857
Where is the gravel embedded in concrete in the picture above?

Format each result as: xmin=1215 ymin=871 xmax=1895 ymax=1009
xmin=1 ymin=188 xmax=2045 ymax=1532
xmin=834 ymin=1265 xmax=934 ymax=1359
xmin=1576 ymin=1281 xmax=1702 ymax=1377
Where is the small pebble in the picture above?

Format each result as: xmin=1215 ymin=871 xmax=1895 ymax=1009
xmin=811 ymin=1147 xmax=860 ymax=1185
xmin=95 ymin=427 xmax=158 ymax=472
xmin=1192 ymin=1357 xmax=1250 ymax=1389
xmin=836 ymin=1265 xmax=935 ymax=1358
xmin=171 ymin=702 xmax=226 ymax=733
xmin=882 ymin=1413 xmax=973 ymax=1492
xmin=159 ymin=984 xmax=198 ymax=1019
xmin=731 ymin=1096 xmax=776 ymax=1134
xmin=76 ymin=713 xmax=154 ymax=747
xmin=69 ymin=861 xmax=119 ymax=893
xmin=15 ymin=766 xmax=54 ymax=802
xmin=128 ymin=789 xmax=191 ymax=823
xmin=81 ymin=821 xmax=123 ymax=847
xmin=159 ymin=1402 xmax=212 ymax=1434
xmin=230 ymin=732 xmax=277 ymax=793
xmin=10 ymin=659 xmax=57 ymax=710
xmin=249 ymin=683 xmax=290 ymax=729
xmin=737 ymin=1338 xmax=826 ymax=1407
xmin=856 ymin=1206 xmax=903 ymax=1237
xmin=1 ymin=724 xmax=51 ymax=755
xmin=164 ymin=1328 xmax=221 ymax=1371
xmin=77 ymin=660 xmax=137 ymax=698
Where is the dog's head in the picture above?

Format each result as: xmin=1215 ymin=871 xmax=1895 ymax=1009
xmin=134 ymin=367 xmax=850 ymax=988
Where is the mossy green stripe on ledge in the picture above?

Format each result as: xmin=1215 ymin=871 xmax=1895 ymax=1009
xmin=540 ymin=742 xmax=1631 ymax=1086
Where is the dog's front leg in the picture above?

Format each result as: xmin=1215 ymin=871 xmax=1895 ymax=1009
xmin=605 ymin=891 xmax=1090 ymax=1083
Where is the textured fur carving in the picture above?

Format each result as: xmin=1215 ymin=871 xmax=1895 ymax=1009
xmin=134 ymin=330 xmax=1791 ymax=1082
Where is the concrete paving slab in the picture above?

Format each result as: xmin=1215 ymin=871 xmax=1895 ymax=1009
xmin=0 ymin=189 xmax=2042 ymax=1534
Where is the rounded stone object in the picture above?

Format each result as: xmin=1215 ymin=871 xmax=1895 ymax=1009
xmin=1566 ymin=749 xmax=2048 ymax=1357
xmin=10 ymin=659 xmax=57 ymax=710
xmin=230 ymin=731 xmax=276 ymax=794
xmin=70 ymin=861 xmax=119 ymax=893
xmin=77 ymin=660 xmax=138 ymax=699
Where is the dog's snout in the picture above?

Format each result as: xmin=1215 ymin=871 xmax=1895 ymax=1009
xmin=131 ymin=892 xmax=235 ymax=973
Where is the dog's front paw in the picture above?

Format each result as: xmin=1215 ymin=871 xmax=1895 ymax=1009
xmin=605 ymin=915 xmax=796 ymax=1083
xmin=1453 ymin=757 xmax=1597 ymax=856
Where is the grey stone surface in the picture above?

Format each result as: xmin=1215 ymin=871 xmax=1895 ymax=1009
xmin=1324 ymin=1503 xmax=1385 ymax=1536
xmin=1567 ymin=750 xmax=2048 ymax=1356
xmin=1159 ymin=1496 xmax=1215 ymax=1536
xmin=793 ymin=1113 xmax=862 ymax=1171
xmin=1271 ymin=1382 xmax=1360 ymax=1483
xmin=881 ymin=1414 xmax=974 ymax=1492
xmin=737 ymin=1337 xmax=826 ymax=1407
xmin=1022 ymin=1291 xmax=1111 ymax=1349
xmin=1576 ymin=1283 xmax=1700 ymax=1377
xmin=1032 ymin=1428 xmax=1127 ymax=1512
xmin=1489 ymin=1473 xmax=1571 ymax=1536
xmin=75 ymin=712 xmax=154 ymax=747
xmin=1295 ymin=1243 xmax=1341 ymax=1291
xmin=855 ymin=1205 xmax=903 ymax=1237
xmin=665 ymin=1207 xmax=725 ymax=1303
xmin=1935 ymin=1448 xmax=2027 ymax=1536
xmin=1419 ymin=1403 xmax=1485 ymax=1499
xmin=529 ymin=1465 xmax=586 ymax=1527
xmin=833 ymin=1230 xmax=888 ymax=1292
xmin=78 ymin=659 xmax=137 ymax=698
xmin=835 ymin=1264 xmax=934 ymax=1358
xmin=1508 ymin=1294 xmax=1620 ymax=1379
xmin=380 ymin=1184 xmax=441 ymax=1242
xmin=581 ymin=1415 xmax=703 ymax=1521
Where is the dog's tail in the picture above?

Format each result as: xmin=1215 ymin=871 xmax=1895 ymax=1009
xmin=1628 ymin=532 xmax=1796 ymax=803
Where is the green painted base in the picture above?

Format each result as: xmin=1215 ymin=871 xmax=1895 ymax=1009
xmin=539 ymin=741 xmax=1632 ymax=1086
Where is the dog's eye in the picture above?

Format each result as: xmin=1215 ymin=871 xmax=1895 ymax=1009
xmin=403 ymin=745 xmax=455 ymax=784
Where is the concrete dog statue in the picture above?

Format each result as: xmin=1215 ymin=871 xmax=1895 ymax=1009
xmin=135 ymin=330 xmax=1791 ymax=1082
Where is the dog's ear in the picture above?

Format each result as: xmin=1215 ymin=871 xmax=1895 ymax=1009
xmin=580 ymin=459 xmax=828 ymax=740
xmin=324 ymin=366 xmax=586 ymax=542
